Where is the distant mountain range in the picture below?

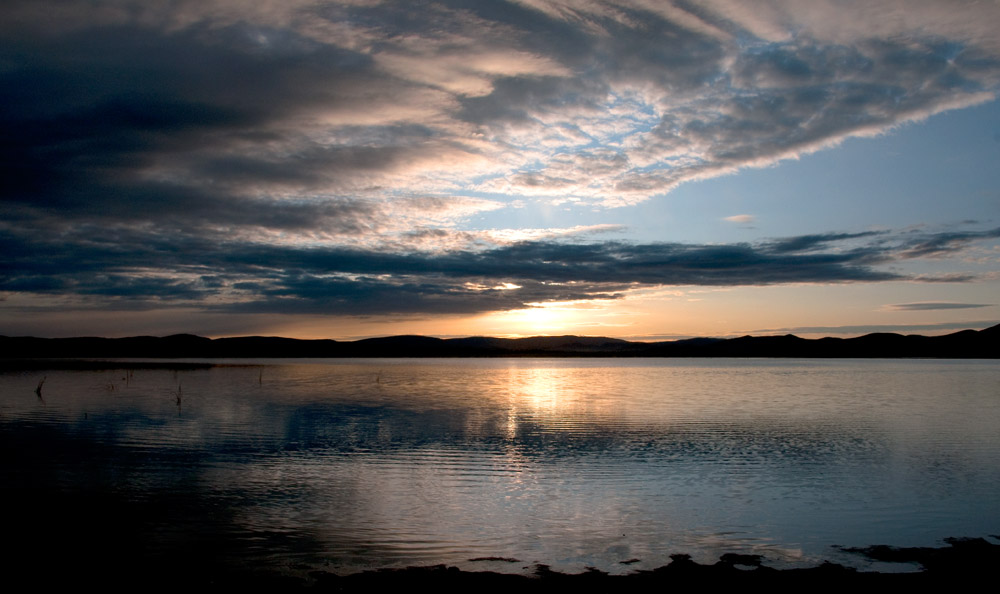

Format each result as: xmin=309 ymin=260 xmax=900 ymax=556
xmin=2 ymin=324 xmax=999 ymax=359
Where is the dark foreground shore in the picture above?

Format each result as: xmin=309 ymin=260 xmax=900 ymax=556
xmin=305 ymin=538 xmax=1000 ymax=592
xmin=7 ymin=481 xmax=997 ymax=591
xmin=24 ymin=537 xmax=998 ymax=592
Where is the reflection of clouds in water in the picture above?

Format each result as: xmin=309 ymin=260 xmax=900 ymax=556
xmin=2 ymin=359 xmax=1000 ymax=574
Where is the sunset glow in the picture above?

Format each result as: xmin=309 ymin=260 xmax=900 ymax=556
xmin=2 ymin=1 xmax=999 ymax=339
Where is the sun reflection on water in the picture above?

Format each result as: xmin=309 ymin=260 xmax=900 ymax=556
xmin=3 ymin=359 xmax=1000 ymax=575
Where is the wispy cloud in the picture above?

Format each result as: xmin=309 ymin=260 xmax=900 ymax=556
xmin=752 ymin=321 xmax=999 ymax=336
xmin=885 ymin=302 xmax=994 ymax=311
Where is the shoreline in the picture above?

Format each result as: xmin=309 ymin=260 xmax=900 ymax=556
xmin=256 ymin=538 xmax=1000 ymax=591
xmin=24 ymin=538 xmax=996 ymax=592
xmin=314 ymin=537 xmax=1000 ymax=588
xmin=300 ymin=539 xmax=998 ymax=590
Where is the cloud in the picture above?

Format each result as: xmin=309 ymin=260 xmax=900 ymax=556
xmin=2 ymin=1 xmax=1000 ymax=324
xmin=4 ymin=0 xmax=1000 ymax=220
xmin=724 ymin=214 xmax=755 ymax=224
xmin=752 ymin=321 xmax=999 ymax=336
xmin=3 ymin=223 xmax=997 ymax=317
xmin=765 ymin=231 xmax=887 ymax=253
xmin=469 ymin=2 xmax=1000 ymax=202
xmin=898 ymin=227 xmax=1000 ymax=258
xmin=885 ymin=302 xmax=994 ymax=311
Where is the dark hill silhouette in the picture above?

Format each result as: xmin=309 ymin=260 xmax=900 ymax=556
xmin=1 ymin=323 xmax=997 ymax=359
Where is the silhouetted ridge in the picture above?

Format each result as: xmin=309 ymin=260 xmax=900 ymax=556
xmin=1 ymin=323 xmax=997 ymax=359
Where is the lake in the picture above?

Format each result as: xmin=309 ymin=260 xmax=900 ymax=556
xmin=2 ymin=358 xmax=998 ymax=577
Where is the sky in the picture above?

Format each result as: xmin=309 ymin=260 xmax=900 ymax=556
xmin=2 ymin=0 xmax=1000 ymax=340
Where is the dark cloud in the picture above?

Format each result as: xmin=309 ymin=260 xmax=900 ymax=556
xmin=218 ymin=278 xmax=618 ymax=316
xmin=765 ymin=231 xmax=887 ymax=253
xmin=898 ymin=227 xmax=1000 ymax=258
xmin=886 ymin=302 xmax=994 ymax=311
xmin=3 ymin=222 xmax=992 ymax=316
xmin=0 ymin=19 xmax=436 ymax=226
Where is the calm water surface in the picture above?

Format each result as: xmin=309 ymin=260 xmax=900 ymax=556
xmin=2 ymin=358 xmax=998 ymax=575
